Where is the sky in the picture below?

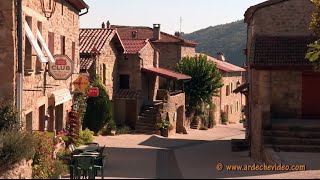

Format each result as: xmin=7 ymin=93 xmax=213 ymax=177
xmin=80 ymin=0 xmax=266 ymax=34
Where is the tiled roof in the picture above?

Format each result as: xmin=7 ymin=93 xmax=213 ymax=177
xmin=142 ymin=67 xmax=192 ymax=80
xmin=253 ymin=36 xmax=316 ymax=66
xmin=122 ymin=39 xmax=148 ymax=54
xmin=68 ymin=0 xmax=89 ymax=11
xmin=114 ymin=90 xmax=140 ymax=99
xmin=202 ymin=54 xmax=246 ymax=72
xmin=80 ymin=57 xmax=94 ymax=70
xmin=111 ymin=25 xmax=197 ymax=46
xmin=244 ymin=0 xmax=291 ymax=23
xmin=80 ymin=28 xmax=117 ymax=54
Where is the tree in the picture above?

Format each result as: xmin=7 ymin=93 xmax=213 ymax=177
xmin=306 ymin=0 xmax=320 ymax=62
xmin=83 ymin=77 xmax=114 ymax=134
xmin=175 ymin=54 xmax=223 ymax=113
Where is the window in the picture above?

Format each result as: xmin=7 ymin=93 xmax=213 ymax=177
xmin=36 ymin=21 xmax=43 ymax=72
xmin=103 ymin=64 xmax=106 ymax=85
xmin=120 ymin=75 xmax=130 ymax=89
xmin=72 ymin=41 xmax=75 ymax=61
xmin=26 ymin=112 xmax=33 ymax=132
xmin=231 ymin=83 xmax=233 ymax=93
xmin=61 ymin=35 xmax=65 ymax=55
xmin=48 ymin=32 xmax=55 ymax=55
xmin=25 ymin=16 xmax=33 ymax=71
xmin=61 ymin=0 xmax=64 ymax=15
xmin=226 ymin=85 xmax=230 ymax=96
xmin=230 ymin=105 xmax=233 ymax=114
xmin=237 ymin=101 xmax=239 ymax=112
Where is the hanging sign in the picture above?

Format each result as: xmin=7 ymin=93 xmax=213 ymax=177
xmin=49 ymin=55 xmax=74 ymax=80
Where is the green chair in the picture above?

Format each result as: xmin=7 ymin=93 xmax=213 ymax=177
xmin=73 ymin=155 xmax=96 ymax=179
xmin=94 ymin=155 xmax=106 ymax=179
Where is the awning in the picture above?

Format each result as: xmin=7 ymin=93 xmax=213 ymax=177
xmin=141 ymin=67 xmax=191 ymax=80
xmin=50 ymin=88 xmax=72 ymax=106
xmin=80 ymin=57 xmax=94 ymax=70
xmin=37 ymin=29 xmax=55 ymax=63
xmin=114 ymin=90 xmax=140 ymax=100
xmin=233 ymin=83 xmax=249 ymax=94
xmin=24 ymin=22 xmax=47 ymax=63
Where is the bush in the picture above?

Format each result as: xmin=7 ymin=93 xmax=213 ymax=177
xmin=155 ymin=119 xmax=170 ymax=130
xmin=199 ymin=124 xmax=208 ymax=130
xmin=32 ymin=131 xmax=58 ymax=179
xmin=208 ymin=110 xmax=216 ymax=128
xmin=83 ymin=77 xmax=114 ymax=134
xmin=0 ymin=131 xmax=35 ymax=169
xmin=116 ymin=126 xmax=131 ymax=135
xmin=74 ymin=128 xmax=94 ymax=147
xmin=66 ymin=111 xmax=81 ymax=146
xmin=0 ymin=100 xmax=20 ymax=132
xmin=221 ymin=111 xmax=228 ymax=125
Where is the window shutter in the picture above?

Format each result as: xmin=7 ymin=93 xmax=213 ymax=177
xmin=61 ymin=35 xmax=65 ymax=55
xmin=48 ymin=32 xmax=55 ymax=55
xmin=72 ymin=42 xmax=75 ymax=61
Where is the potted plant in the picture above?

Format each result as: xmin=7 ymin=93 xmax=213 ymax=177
xmin=155 ymin=119 xmax=170 ymax=137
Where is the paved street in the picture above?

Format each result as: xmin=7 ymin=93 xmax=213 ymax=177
xmin=91 ymin=124 xmax=320 ymax=179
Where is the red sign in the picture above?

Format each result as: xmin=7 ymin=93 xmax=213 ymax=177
xmin=86 ymin=87 xmax=99 ymax=97
xmin=55 ymin=59 xmax=67 ymax=65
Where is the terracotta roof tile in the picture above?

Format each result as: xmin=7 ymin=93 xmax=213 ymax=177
xmin=80 ymin=28 xmax=116 ymax=54
xmin=122 ymin=39 xmax=148 ymax=54
xmin=142 ymin=67 xmax=192 ymax=80
xmin=111 ymin=25 xmax=197 ymax=46
xmin=80 ymin=57 xmax=94 ymax=70
xmin=114 ymin=90 xmax=140 ymax=99
xmin=253 ymin=36 xmax=317 ymax=66
xmin=202 ymin=54 xmax=246 ymax=72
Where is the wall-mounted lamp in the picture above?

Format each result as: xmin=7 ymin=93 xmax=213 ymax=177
xmin=40 ymin=0 xmax=57 ymax=20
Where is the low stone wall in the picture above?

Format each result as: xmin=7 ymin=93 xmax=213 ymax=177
xmin=0 ymin=160 xmax=33 ymax=179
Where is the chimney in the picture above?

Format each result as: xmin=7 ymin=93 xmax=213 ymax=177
xmin=101 ymin=22 xmax=105 ymax=29
xmin=153 ymin=24 xmax=161 ymax=40
xmin=217 ymin=52 xmax=226 ymax=61
xmin=174 ymin=31 xmax=180 ymax=37
xmin=132 ymin=31 xmax=137 ymax=39
xmin=106 ymin=21 xmax=111 ymax=29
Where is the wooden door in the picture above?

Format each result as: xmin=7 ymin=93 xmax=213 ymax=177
xmin=125 ymin=100 xmax=137 ymax=129
xmin=302 ymin=72 xmax=320 ymax=119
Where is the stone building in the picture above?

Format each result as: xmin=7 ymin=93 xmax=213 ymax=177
xmin=0 ymin=0 xmax=88 ymax=132
xmin=243 ymin=0 xmax=319 ymax=161
xmin=205 ymin=54 xmax=246 ymax=124
xmin=80 ymin=23 xmax=192 ymax=135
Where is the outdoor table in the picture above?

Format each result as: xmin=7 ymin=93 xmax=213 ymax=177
xmin=76 ymin=145 xmax=100 ymax=152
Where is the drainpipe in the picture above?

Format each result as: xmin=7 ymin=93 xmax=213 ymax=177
xmin=79 ymin=7 xmax=89 ymax=16
xmin=16 ymin=0 xmax=23 ymax=129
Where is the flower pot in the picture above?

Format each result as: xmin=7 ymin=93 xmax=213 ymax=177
xmin=160 ymin=128 xmax=169 ymax=137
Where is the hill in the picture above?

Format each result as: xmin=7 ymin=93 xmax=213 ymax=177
xmin=183 ymin=20 xmax=247 ymax=66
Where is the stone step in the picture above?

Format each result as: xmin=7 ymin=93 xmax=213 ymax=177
xmin=139 ymin=113 xmax=157 ymax=118
xmin=134 ymin=130 xmax=158 ymax=135
xmin=138 ymin=117 xmax=156 ymax=122
xmin=270 ymin=123 xmax=320 ymax=132
xmin=264 ymin=136 xmax=320 ymax=146
xmin=264 ymin=130 xmax=320 ymax=139
xmin=265 ymin=144 xmax=320 ymax=152
xmin=135 ymin=123 xmax=155 ymax=129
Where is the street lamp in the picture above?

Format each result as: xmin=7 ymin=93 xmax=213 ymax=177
xmin=40 ymin=0 xmax=57 ymax=20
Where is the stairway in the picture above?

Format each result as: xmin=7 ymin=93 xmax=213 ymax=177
xmin=190 ymin=120 xmax=200 ymax=129
xmin=135 ymin=101 xmax=163 ymax=134
xmin=263 ymin=119 xmax=320 ymax=152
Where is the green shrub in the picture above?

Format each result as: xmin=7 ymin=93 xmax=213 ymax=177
xmin=51 ymin=160 xmax=68 ymax=179
xmin=221 ymin=111 xmax=228 ymax=125
xmin=83 ymin=77 xmax=114 ymax=134
xmin=199 ymin=124 xmax=208 ymax=130
xmin=32 ymin=132 xmax=55 ymax=179
xmin=0 ymin=100 xmax=20 ymax=132
xmin=0 ymin=131 xmax=35 ymax=169
xmin=74 ymin=128 xmax=94 ymax=146
xmin=155 ymin=119 xmax=170 ymax=130
xmin=116 ymin=126 xmax=131 ymax=135
xmin=208 ymin=110 xmax=216 ymax=128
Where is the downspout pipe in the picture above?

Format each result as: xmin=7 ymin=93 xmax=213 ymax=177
xmin=79 ymin=7 xmax=89 ymax=16
xmin=16 ymin=0 xmax=23 ymax=129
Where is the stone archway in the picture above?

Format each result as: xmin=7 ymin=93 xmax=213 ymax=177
xmin=176 ymin=106 xmax=185 ymax=133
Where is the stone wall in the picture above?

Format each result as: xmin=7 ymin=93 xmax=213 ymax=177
xmin=212 ymin=73 xmax=245 ymax=124
xmin=155 ymin=43 xmax=181 ymax=71
xmin=0 ymin=0 xmax=16 ymax=101
xmin=0 ymin=0 xmax=82 ymax=131
xmin=252 ymin=0 xmax=314 ymax=36
xmin=271 ymin=71 xmax=302 ymax=118
xmin=181 ymin=46 xmax=196 ymax=59
xmin=162 ymin=92 xmax=187 ymax=135
xmin=0 ymin=160 xmax=33 ymax=179
xmin=98 ymin=38 xmax=119 ymax=99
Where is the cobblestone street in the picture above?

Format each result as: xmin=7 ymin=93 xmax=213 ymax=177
xmin=91 ymin=124 xmax=320 ymax=179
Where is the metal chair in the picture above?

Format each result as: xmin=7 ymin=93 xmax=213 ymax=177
xmin=73 ymin=155 xmax=96 ymax=179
